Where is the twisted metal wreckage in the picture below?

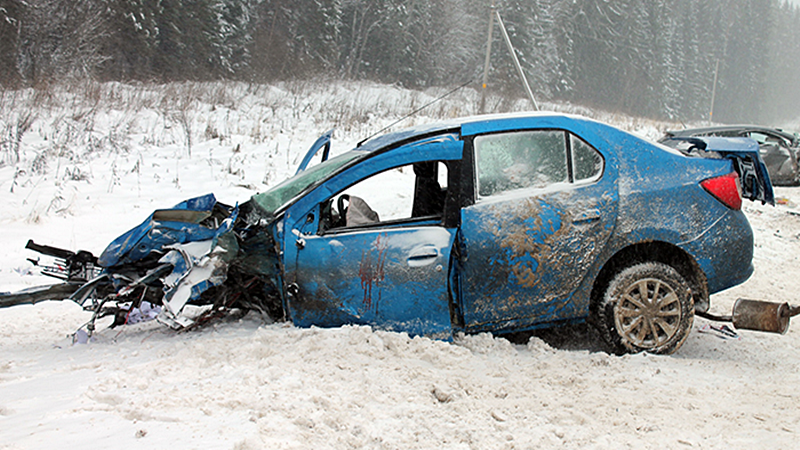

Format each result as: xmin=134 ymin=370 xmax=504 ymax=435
xmin=6 ymin=193 xmax=280 ymax=336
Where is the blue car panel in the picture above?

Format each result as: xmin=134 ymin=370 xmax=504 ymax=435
xmin=459 ymin=192 xmax=616 ymax=332
xmin=98 ymin=193 xmax=222 ymax=267
xmin=288 ymin=227 xmax=456 ymax=339
xmin=458 ymin=123 xmax=619 ymax=333
xmin=296 ymin=129 xmax=334 ymax=174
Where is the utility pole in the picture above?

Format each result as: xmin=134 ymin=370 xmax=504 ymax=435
xmin=495 ymin=11 xmax=539 ymax=111
xmin=479 ymin=5 xmax=539 ymax=113
xmin=479 ymin=4 xmax=496 ymax=114
xmin=709 ymin=59 xmax=720 ymax=124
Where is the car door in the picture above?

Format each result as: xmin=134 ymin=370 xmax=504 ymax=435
xmin=281 ymin=136 xmax=463 ymax=338
xmin=457 ymin=129 xmax=618 ymax=332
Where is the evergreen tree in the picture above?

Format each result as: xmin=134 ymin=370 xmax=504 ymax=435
xmin=249 ymin=0 xmax=341 ymax=80
xmin=3 ymin=0 xmax=800 ymax=123
xmin=96 ymin=0 xmax=159 ymax=81
xmin=213 ymin=0 xmax=254 ymax=77
xmin=0 ymin=0 xmax=23 ymax=86
xmin=15 ymin=0 xmax=111 ymax=84
xmin=713 ymin=0 xmax=773 ymax=122
xmin=151 ymin=0 xmax=224 ymax=81
xmin=420 ymin=0 xmax=485 ymax=87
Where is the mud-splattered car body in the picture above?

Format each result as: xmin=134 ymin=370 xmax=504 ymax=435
xmin=2 ymin=113 xmax=777 ymax=353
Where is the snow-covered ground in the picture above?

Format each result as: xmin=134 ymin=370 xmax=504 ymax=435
xmin=1 ymin=81 xmax=799 ymax=449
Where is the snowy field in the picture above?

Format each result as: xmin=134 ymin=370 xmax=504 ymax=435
xmin=1 ymin=81 xmax=800 ymax=449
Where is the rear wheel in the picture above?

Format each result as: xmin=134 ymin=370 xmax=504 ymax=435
xmin=596 ymin=262 xmax=694 ymax=355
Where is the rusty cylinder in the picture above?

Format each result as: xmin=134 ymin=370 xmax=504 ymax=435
xmin=732 ymin=299 xmax=790 ymax=334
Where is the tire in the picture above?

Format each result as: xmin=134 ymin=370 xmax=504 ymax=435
xmin=596 ymin=262 xmax=694 ymax=355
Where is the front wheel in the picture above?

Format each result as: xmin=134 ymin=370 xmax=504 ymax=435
xmin=596 ymin=262 xmax=694 ymax=355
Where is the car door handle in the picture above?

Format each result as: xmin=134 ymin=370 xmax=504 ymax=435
xmin=573 ymin=209 xmax=601 ymax=224
xmin=407 ymin=246 xmax=439 ymax=267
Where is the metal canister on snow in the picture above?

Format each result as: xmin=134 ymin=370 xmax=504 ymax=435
xmin=732 ymin=299 xmax=791 ymax=334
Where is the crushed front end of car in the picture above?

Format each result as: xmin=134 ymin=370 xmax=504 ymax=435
xmin=1 ymin=193 xmax=286 ymax=338
xmin=0 ymin=130 xmax=360 ymax=339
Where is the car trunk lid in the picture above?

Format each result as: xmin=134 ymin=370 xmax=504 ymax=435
xmin=669 ymin=136 xmax=774 ymax=205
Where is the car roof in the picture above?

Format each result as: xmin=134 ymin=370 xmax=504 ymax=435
xmin=356 ymin=120 xmax=462 ymax=153
xmin=356 ymin=112 xmax=596 ymax=153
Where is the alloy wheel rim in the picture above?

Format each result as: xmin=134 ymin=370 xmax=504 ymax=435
xmin=614 ymin=277 xmax=682 ymax=348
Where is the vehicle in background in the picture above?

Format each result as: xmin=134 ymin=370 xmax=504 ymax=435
xmin=660 ymin=125 xmax=800 ymax=186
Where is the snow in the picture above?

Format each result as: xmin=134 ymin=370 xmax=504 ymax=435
xmin=2 ymin=81 xmax=800 ymax=449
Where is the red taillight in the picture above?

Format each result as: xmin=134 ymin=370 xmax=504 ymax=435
xmin=701 ymin=172 xmax=742 ymax=210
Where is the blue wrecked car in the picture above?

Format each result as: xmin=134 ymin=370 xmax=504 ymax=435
xmin=3 ymin=113 xmax=797 ymax=354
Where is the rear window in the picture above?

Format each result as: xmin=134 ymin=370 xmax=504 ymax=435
xmin=474 ymin=130 xmax=568 ymax=196
xmin=474 ymin=130 xmax=603 ymax=197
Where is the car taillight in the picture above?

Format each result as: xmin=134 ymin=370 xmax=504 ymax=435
xmin=701 ymin=172 xmax=742 ymax=210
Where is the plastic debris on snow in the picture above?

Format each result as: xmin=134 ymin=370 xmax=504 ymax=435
xmin=697 ymin=323 xmax=741 ymax=340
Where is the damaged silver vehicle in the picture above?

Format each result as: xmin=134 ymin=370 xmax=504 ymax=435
xmin=660 ymin=125 xmax=800 ymax=186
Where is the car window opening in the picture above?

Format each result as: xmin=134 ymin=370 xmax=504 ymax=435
xmin=474 ymin=130 xmax=603 ymax=198
xmin=320 ymin=161 xmax=449 ymax=233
